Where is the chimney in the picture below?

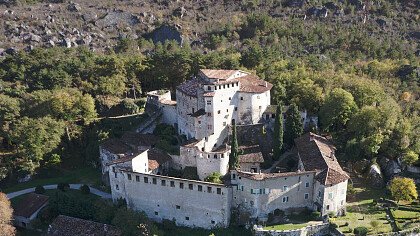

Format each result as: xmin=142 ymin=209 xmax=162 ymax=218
xmin=264 ymin=81 xmax=267 ymax=87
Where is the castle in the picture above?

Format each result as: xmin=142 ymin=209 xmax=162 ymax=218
xmin=100 ymin=69 xmax=349 ymax=229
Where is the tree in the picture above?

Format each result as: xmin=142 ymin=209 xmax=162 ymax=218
xmin=9 ymin=117 xmax=65 ymax=173
xmin=402 ymin=151 xmax=419 ymax=166
xmin=319 ymin=88 xmax=358 ymax=132
xmin=273 ymin=104 xmax=284 ymax=160
xmin=389 ymin=177 xmax=418 ymax=203
xmin=284 ymin=103 xmax=303 ymax=147
xmin=0 ymin=192 xmax=16 ymax=236
xmin=0 ymin=94 xmax=20 ymax=136
xmin=229 ymin=120 xmax=239 ymax=170
xmin=205 ymin=172 xmax=223 ymax=184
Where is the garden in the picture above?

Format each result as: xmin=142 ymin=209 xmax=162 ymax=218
xmin=263 ymin=208 xmax=323 ymax=231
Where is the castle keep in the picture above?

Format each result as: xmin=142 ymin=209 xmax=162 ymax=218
xmin=100 ymin=69 xmax=349 ymax=229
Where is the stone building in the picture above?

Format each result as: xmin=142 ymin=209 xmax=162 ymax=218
xmin=104 ymin=69 xmax=349 ymax=229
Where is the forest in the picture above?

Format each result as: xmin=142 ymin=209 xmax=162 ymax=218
xmin=0 ymin=4 xmax=418 ymax=185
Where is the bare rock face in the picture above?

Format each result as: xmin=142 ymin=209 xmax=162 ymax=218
xmin=367 ymin=163 xmax=385 ymax=188
xmin=68 ymin=2 xmax=81 ymax=12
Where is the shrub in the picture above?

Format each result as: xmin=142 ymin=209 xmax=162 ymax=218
xmin=347 ymin=227 xmax=353 ymax=233
xmin=330 ymin=222 xmax=338 ymax=229
xmin=57 ymin=183 xmax=70 ymax=192
xmin=80 ymin=184 xmax=90 ymax=194
xmin=35 ymin=185 xmax=46 ymax=194
xmin=162 ymin=219 xmax=176 ymax=231
xmin=274 ymin=209 xmax=284 ymax=216
xmin=354 ymin=226 xmax=368 ymax=236
xmin=344 ymin=222 xmax=349 ymax=226
xmin=311 ymin=211 xmax=321 ymax=220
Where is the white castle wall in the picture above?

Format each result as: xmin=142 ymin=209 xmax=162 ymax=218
xmin=231 ymin=171 xmax=316 ymax=218
xmin=196 ymin=149 xmax=230 ymax=180
xmin=109 ymin=169 xmax=232 ymax=229
xmin=319 ymin=180 xmax=348 ymax=215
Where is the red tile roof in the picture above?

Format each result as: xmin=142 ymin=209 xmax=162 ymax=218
xmin=177 ymin=77 xmax=203 ymax=97
xmin=47 ymin=215 xmax=121 ymax=236
xmin=237 ymin=170 xmax=316 ymax=180
xmin=295 ymin=132 xmax=350 ymax=185
xmin=14 ymin=193 xmax=49 ymax=218
xmin=200 ymin=69 xmax=238 ymax=80
xmin=237 ymin=74 xmax=273 ymax=93
xmin=148 ymin=148 xmax=172 ymax=171
xmin=120 ymin=132 xmax=160 ymax=148
xmin=101 ymin=139 xmax=131 ymax=154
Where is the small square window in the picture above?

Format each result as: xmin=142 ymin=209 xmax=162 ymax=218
xmin=240 ymin=97 xmax=243 ymax=100
xmin=170 ymin=181 xmax=175 ymax=187
xmin=304 ymin=193 xmax=309 ymax=199
xmin=198 ymin=185 xmax=203 ymax=192
xmin=127 ymin=174 xmax=131 ymax=180
xmin=189 ymin=184 xmax=193 ymax=190
xmin=144 ymin=177 xmax=148 ymax=183
xmin=161 ymin=180 xmax=166 ymax=186
xmin=211 ymin=220 xmax=215 ymax=224
xmin=229 ymin=97 xmax=231 ymax=100
xmin=207 ymin=186 xmax=212 ymax=193
xmin=185 ymin=216 xmax=189 ymax=220
xmin=218 ymin=110 xmax=221 ymax=114
xmin=217 ymin=188 xmax=221 ymax=194
xmin=234 ymin=107 xmax=238 ymax=111
xmin=136 ymin=176 xmax=140 ymax=182
xmin=305 ymin=182 xmax=309 ymax=188
xmin=154 ymin=211 xmax=158 ymax=216
xmin=176 ymin=205 xmax=181 ymax=209
xmin=153 ymin=178 xmax=157 ymax=184
xmin=180 ymin=183 xmax=184 ymax=189
xmin=326 ymin=205 xmax=330 ymax=210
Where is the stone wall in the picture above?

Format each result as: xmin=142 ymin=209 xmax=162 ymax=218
xmin=231 ymin=171 xmax=316 ymax=218
xmin=254 ymin=223 xmax=330 ymax=236
xmin=109 ymin=169 xmax=232 ymax=229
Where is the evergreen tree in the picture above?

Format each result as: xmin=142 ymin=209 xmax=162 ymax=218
xmin=284 ymin=103 xmax=303 ymax=147
xmin=273 ymin=104 xmax=284 ymax=160
xmin=229 ymin=120 xmax=239 ymax=170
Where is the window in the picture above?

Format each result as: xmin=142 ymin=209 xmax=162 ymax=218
xmin=207 ymin=86 xmax=211 ymax=91
xmin=192 ymin=108 xmax=195 ymax=113
xmin=127 ymin=174 xmax=131 ymax=180
xmin=326 ymin=205 xmax=330 ymax=210
xmin=161 ymin=180 xmax=166 ymax=186
xmin=234 ymin=107 xmax=238 ymax=111
xmin=240 ymin=97 xmax=243 ymax=100
xmin=198 ymin=185 xmax=203 ymax=192
xmin=218 ymin=110 xmax=221 ymax=114
xmin=341 ymin=200 xmax=344 ymax=206
xmin=189 ymin=184 xmax=193 ymax=190
xmin=227 ymin=84 xmax=230 ymax=88
xmin=198 ymin=121 xmax=201 ymax=124
xmin=223 ymin=122 xmax=226 ymax=126
xmin=185 ymin=217 xmax=189 ymax=221
xmin=217 ymin=188 xmax=221 ymax=194
xmin=170 ymin=181 xmax=175 ymax=187
xmin=116 ymin=184 xmax=119 ymax=190
xmin=283 ymin=186 xmax=288 ymax=191
xmin=214 ymin=154 xmax=217 ymax=159
xmin=207 ymin=112 xmax=212 ymax=117
xmin=219 ymin=85 xmax=221 ymax=89
xmin=305 ymin=182 xmax=310 ymax=188
xmin=250 ymin=200 xmax=254 ymax=206
xmin=180 ymin=183 xmax=184 ymax=189
xmin=229 ymin=97 xmax=231 ymax=100
xmin=207 ymin=125 xmax=212 ymax=130
xmin=136 ymin=176 xmax=140 ymax=182
xmin=318 ymin=191 xmax=322 ymax=197
xmin=114 ymin=172 xmax=117 ymax=178
xmin=176 ymin=205 xmax=180 ymax=209
xmin=211 ymin=220 xmax=215 ymax=224
xmin=207 ymin=186 xmax=212 ymax=193
xmin=154 ymin=211 xmax=158 ymax=216
xmin=144 ymin=177 xmax=148 ymax=183
xmin=328 ymin=193 xmax=333 ymax=199
xmin=232 ymin=174 xmax=236 ymax=179
xmin=226 ymin=109 xmax=229 ymax=112
xmin=259 ymin=106 xmax=262 ymax=110
xmin=282 ymin=196 xmax=289 ymax=203
xmin=257 ymin=95 xmax=260 ymax=99
xmin=152 ymin=178 xmax=157 ymax=184
xmin=206 ymin=100 xmax=211 ymax=105
xmin=304 ymin=193 xmax=309 ymax=199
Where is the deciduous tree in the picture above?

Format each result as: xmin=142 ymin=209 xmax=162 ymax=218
xmin=389 ymin=177 xmax=418 ymax=203
xmin=0 ymin=192 xmax=15 ymax=236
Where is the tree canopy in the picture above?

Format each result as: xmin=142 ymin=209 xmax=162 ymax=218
xmin=389 ymin=177 xmax=418 ymax=203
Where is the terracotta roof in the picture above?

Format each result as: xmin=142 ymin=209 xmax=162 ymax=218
xmin=106 ymin=151 xmax=144 ymax=166
xmin=47 ymin=215 xmax=121 ymax=236
xmin=238 ymin=74 xmax=273 ymax=93
xmin=120 ymin=132 xmax=159 ymax=148
xmin=237 ymin=170 xmax=316 ymax=181
xmin=101 ymin=139 xmax=131 ymax=154
xmin=200 ymin=69 xmax=238 ymax=80
xmin=295 ymin=132 xmax=350 ymax=185
xmin=176 ymin=77 xmax=203 ymax=97
xmin=14 ymin=193 xmax=49 ymax=218
xmin=203 ymin=92 xmax=215 ymax=97
xmin=238 ymin=145 xmax=264 ymax=163
xmin=148 ymin=148 xmax=172 ymax=171
xmin=160 ymin=99 xmax=177 ymax=105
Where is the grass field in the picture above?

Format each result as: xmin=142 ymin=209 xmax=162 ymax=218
xmin=2 ymin=167 xmax=101 ymax=193
xmin=263 ymin=223 xmax=312 ymax=231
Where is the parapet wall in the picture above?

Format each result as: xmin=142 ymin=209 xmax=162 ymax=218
xmin=110 ymin=169 xmax=232 ymax=229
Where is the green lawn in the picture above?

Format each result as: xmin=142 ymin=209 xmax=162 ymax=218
xmin=157 ymin=225 xmax=252 ymax=236
xmin=263 ymin=223 xmax=311 ymax=231
xmin=2 ymin=167 xmax=101 ymax=193
xmin=393 ymin=209 xmax=420 ymax=219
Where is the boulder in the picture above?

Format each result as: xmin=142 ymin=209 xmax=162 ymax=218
xmin=367 ymin=164 xmax=385 ymax=188
xmin=378 ymin=157 xmax=402 ymax=181
xmin=68 ymin=2 xmax=81 ymax=12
